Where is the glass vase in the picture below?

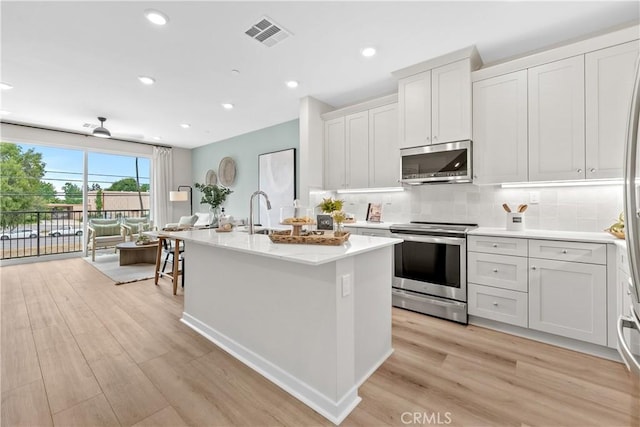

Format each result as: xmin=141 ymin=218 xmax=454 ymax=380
xmin=209 ymin=206 xmax=221 ymax=227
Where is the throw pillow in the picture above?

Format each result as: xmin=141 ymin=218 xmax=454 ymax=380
xmin=178 ymin=215 xmax=198 ymax=227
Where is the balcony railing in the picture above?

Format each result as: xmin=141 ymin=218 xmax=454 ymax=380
xmin=0 ymin=209 xmax=150 ymax=260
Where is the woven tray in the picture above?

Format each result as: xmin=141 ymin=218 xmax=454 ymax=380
xmin=269 ymin=231 xmax=350 ymax=246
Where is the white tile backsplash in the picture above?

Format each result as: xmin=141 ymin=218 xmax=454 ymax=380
xmin=310 ymin=184 xmax=623 ymax=232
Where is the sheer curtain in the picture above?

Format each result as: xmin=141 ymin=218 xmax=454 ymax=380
xmin=152 ymin=146 xmax=173 ymax=229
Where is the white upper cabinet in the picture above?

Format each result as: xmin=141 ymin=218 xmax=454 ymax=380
xmin=346 ymin=111 xmax=369 ymax=188
xmin=432 ymin=59 xmax=472 ymax=144
xmin=398 ymin=71 xmax=431 ymax=149
xmin=473 ymin=70 xmax=528 ymax=184
xmin=398 ymin=59 xmax=473 ymax=149
xmin=323 ymin=95 xmax=399 ymax=190
xmin=324 ymin=117 xmax=346 ymax=189
xmin=585 ymin=41 xmax=640 ymax=179
xmin=369 ymin=103 xmax=400 ymax=187
xmin=528 ymin=56 xmax=586 ymax=181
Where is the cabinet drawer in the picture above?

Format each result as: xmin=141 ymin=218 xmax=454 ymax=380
xmin=468 ymin=252 xmax=528 ymax=292
xmin=468 ymin=235 xmax=527 ymax=256
xmin=468 ymin=284 xmax=528 ymax=327
xmin=529 ymin=239 xmax=606 ymax=265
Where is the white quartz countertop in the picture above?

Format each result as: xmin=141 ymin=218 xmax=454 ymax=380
xmin=159 ymin=229 xmax=401 ymax=266
xmin=469 ymin=227 xmax=623 ymax=244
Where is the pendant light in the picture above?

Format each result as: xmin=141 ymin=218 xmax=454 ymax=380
xmin=93 ymin=117 xmax=111 ymax=138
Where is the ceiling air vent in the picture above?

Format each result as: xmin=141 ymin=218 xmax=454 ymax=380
xmin=245 ymin=16 xmax=291 ymax=47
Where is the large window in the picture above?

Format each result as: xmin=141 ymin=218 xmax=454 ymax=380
xmin=0 ymin=141 xmax=151 ymax=260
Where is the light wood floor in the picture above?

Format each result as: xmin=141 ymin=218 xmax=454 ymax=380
xmin=1 ymin=258 xmax=638 ymax=427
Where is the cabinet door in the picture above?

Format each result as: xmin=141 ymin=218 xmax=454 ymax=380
xmin=586 ymin=41 xmax=640 ymax=179
xmin=529 ymin=258 xmax=606 ymax=345
xmin=528 ymin=56 xmax=585 ymax=181
xmin=432 ymin=59 xmax=471 ymax=144
xmin=324 ymin=117 xmax=346 ymax=190
xmin=369 ymin=103 xmax=399 ymax=187
xmin=346 ymin=111 xmax=369 ymax=188
xmin=398 ymin=71 xmax=431 ymax=149
xmin=473 ymin=70 xmax=528 ymax=184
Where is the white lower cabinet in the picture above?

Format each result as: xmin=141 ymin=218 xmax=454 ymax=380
xmin=468 ymin=252 xmax=528 ymax=292
xmin=468 ymin=235 xmax=611 ymax=347
xmin=468 ymin=236 xmax=529 ymax=327
xmin=468 ymin=284 xmax=528 ymax=327
xmin=528 ymin=258 xmax=607 ymax=345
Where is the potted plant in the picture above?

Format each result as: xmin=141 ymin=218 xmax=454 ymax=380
xmin=194 ymin=183 xmax=233 ymax=226
xmin=317 ymin=197 xmax=348 ymax=236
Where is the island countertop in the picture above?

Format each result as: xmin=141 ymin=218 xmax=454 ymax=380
xmin=160 ymin=228 xmax=401 ymax=266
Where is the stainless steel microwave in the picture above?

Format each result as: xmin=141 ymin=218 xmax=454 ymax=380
xmin=400 ymin=140 xmax=472 ymax=184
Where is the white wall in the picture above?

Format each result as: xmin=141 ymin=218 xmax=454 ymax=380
xmin=310 ymin=184 xmax=623 ymax=232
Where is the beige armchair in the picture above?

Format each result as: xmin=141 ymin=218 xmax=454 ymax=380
xmin=121 ymin=217 xmax=154 ymax=241
xmin=87 ymin=218 xmax=126 ymax=261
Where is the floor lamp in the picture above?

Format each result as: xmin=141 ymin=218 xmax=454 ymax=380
xmin=169 ymin=185 xmax=193 ymax=215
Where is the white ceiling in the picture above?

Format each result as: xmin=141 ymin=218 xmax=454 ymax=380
xmin=1 ymin=1 xmax=639 ymax=149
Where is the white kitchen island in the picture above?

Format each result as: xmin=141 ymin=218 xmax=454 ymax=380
xmin=165 ymin=228 xmax=400 ymax=424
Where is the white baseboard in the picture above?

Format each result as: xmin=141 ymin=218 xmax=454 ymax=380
xmin=469 ymin=315 xmax=623 ymax=362
xmin=356 ymin=348 xmax=394 ymax=389
xmin=181 ymin=313 xmax=361 ymax=425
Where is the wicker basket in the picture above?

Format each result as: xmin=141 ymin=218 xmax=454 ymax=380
xmin=269 ymin=231 xmax=350 ymax=246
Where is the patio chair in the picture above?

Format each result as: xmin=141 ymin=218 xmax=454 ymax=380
xmin=87 ymin=218 xmax=126 ymax=261
xmin=121 ymin=217 xmax=154 ymax=241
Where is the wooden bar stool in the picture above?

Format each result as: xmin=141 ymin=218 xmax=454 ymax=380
xmin=154 ymin=235 xmax=184 ymax=295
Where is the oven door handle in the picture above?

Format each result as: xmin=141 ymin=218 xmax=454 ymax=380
xmin=391 ymin=233 xmax=466 ymax=246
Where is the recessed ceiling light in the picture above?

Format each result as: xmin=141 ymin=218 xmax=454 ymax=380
xmin=286 ymin=80 xmax=299 ymax=88
xmin=0 ymin=110 xmax=11 ymax=115
xmin=0 ymin=82 xmax=14 ymax=90
xmin=144 ymin=9 xmax=169 ymax=26
xmin=152 ymin=136 xmax=162 ymax=141
xmin=222 ymin=103 xmax=234 ymax=110
xmin=138 ymin=76 xmax=156 ymax=85
xmin=361 ymin=47 xmax=376 ymax=57
xmin=180 ymin=123 xmax=191 ymax=129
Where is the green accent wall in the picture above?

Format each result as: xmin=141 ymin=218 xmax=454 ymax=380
xmin=191 ymin=119 xmax=300 ymax=222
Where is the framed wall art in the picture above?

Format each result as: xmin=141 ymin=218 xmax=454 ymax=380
xmin=258 ymin=148 xmax=296 ymax=226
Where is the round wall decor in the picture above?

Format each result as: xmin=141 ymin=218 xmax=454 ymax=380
xmin=205 ymin=169 xmax=217 ymax=186
xmin=218 ymin=157 xmax=236 ymax=186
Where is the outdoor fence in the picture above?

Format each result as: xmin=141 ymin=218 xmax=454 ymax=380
xmin=0 ymin=209 xmax=150 ymax=260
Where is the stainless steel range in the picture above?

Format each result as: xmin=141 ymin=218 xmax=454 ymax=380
xmin=389 ymin=221 xmax=477 ymax=324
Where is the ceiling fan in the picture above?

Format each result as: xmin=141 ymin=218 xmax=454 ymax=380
xmin=88 ymin=116 xmax=145 ymax=141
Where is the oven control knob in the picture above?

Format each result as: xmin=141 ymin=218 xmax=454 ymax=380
xmin=493 ymin=268 xmax=498 ymax=273
xmin=492 ymin=243 xmax=498 ymax=248
xmin=562 ymin=249 xmax=568 ymax=254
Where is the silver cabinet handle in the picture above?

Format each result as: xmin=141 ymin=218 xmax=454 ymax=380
xmin=589 ymin=168 xmax=596 ymax=173
xmin=562 ymin=249 xmax=568 ymax=254
xmin=492 ymin=243 xmax=498 ymax=248
xmin=492 ymin=302 xmax=498 ymax=306
xmin=426 ymin=136 xmax=430 ymax=142
xmin=531 ymin=266 xmax=537 ymax=270
xmin=577 ymin=169 xmax=583 ymax=173
xmin=433 ymin=135 xmax=438 ymax=141
xmin=628 ymin=289 xmax=632 ymax=296
xmin=492 ymin=268 xmax=498 ymax=273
